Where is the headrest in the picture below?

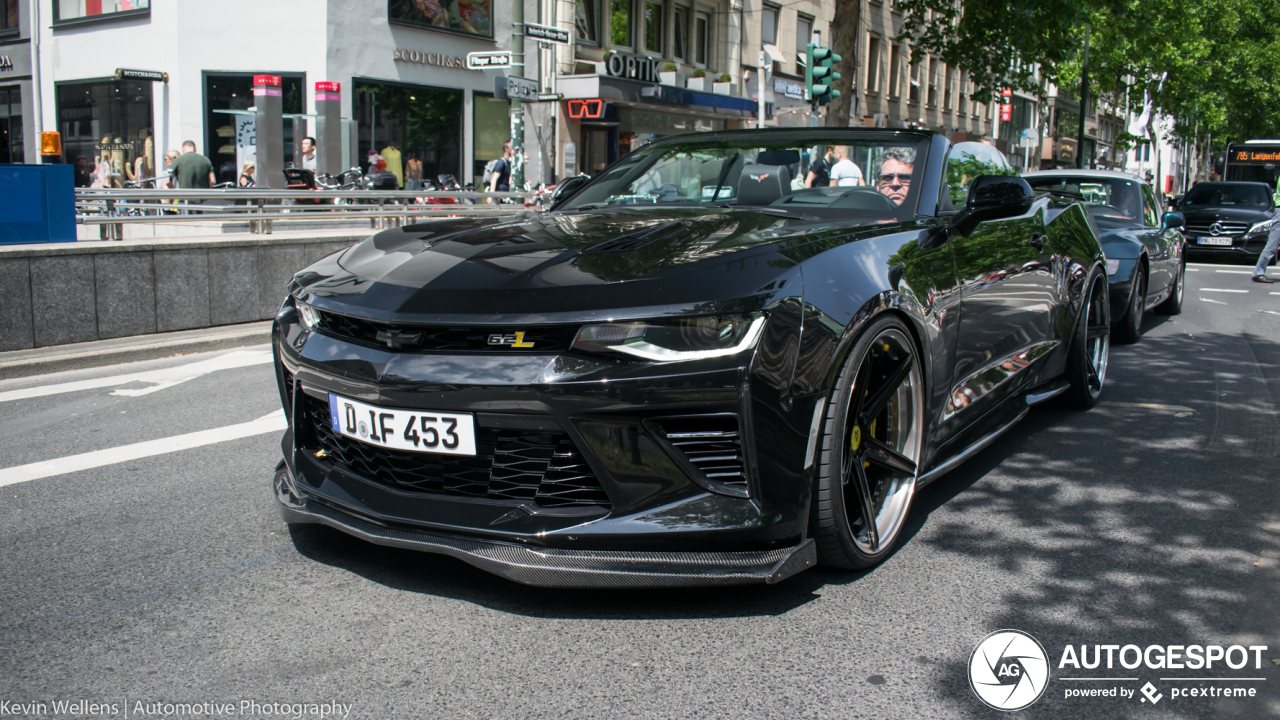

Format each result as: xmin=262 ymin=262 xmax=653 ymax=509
xmin=738 ymin=164 xmax=791 ymax=206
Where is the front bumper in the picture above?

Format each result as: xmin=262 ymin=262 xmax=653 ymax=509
xmin=276 ymin=464 xmax=817 ymax=588
xmin=1185 ymin=234 xmax=1271 ymax=256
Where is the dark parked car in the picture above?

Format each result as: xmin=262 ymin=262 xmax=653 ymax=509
xmin=1024 ymin=170 xmax=1186 ymax=344
xmin=272 ymin=130 xmax=1110 ymax=588
xmin=1176 ymin=182 xmax=1278 ymax=262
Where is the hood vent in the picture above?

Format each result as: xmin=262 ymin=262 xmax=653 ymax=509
xmin=583 ymin=221 xmax=690 ymax=253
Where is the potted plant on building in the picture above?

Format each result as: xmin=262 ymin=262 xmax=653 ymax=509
xmin=713 ymin=73 xmax=734 ymax=95
xmin=660 ymin=62 xmax=679 ymax=86
xmin=687 ymin=68 xmax=707 ymax=92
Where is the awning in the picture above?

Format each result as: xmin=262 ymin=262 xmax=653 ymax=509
xmin=763 ymin=44 xmax=787 ymax=65
xmin=558 ymin=74 xmax=758 ymax=119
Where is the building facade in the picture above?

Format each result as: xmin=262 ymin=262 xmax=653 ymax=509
xmin=1 ymin=0 xmax=35 ymax=164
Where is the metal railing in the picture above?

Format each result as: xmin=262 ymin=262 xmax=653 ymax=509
xmin=75 ymin=187 xmax=543 ymax=240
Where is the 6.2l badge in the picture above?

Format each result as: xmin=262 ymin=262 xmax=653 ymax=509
xmin=487 ymin=331 xmax=536 ymax=348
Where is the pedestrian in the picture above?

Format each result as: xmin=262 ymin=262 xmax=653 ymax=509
xmin=239 ymin=161 xmax=256 ymax=188
xmin=160 ymin=150 xmax=180 ymax=189
xmin=1252 ymin=177 xmax=1280 ymax=283
xmin=829 ymin=146 xmax=865 ymax=186
xmin=487 ymin=141 xmax=513 ymax=204
xmin=170 ymin=140 xmax=215 ymax=189
xmin=300 ymin=136 xmax=317 ymax=171
xmin=806 ymin=146 xmax=833 ymax=188
xmin=73 ymin=155 xmax=92 ymax=188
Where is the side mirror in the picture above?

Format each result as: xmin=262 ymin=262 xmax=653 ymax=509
xmin=1163 ymin=211 xmax=1186 ymax=230
xmin=551 ymin=175 xmax=590 ymax=205
xmin=936 ymin=176 xmax=1034 ymax=241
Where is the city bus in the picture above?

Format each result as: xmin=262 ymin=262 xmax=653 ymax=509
xmin=1223 ymin=140 xmax=1280 ymax=186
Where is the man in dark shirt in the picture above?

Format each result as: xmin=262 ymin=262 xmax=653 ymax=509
xmin=170 ymin=140 xmax=216 ymax=188
xmin=806 ymin=146 xmax=833 ymax=188
xmin=486 ymin=141 xmax=514 ymax=204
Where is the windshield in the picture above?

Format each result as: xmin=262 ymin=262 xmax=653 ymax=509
xmin=1180 ymin=183 xmax=1271 ymax=208
xmin=558 ymin=134 xmax=930 ymax=220
xmin=1026 ymin=176 xmax=1145 ymax=227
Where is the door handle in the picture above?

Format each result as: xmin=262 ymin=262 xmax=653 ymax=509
xmin=1028 ymin=235 xmax=1046 ymax=251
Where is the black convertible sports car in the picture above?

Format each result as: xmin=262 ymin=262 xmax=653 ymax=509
xmin=1024 ymin=170 xmax=1186 ymax=344
xmin=272 ymin=129 xmax=1110 ymax=588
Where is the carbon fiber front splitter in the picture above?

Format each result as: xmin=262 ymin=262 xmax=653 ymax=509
xmin=276 ymin=496 xmax=817 ymax=589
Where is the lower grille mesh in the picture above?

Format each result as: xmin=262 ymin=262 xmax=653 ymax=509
xmin=301 ymin=395 xmax=610 ymax=508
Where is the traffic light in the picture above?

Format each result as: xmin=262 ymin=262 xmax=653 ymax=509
xmin=807 ymin=44 xmax=842 ymax=106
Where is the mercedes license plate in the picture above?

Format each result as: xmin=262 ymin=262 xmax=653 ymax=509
xmin=328 ymin=393 xmax=476 ymax=456
xmin=1198 ymin=236 xmax=1233 ymax=246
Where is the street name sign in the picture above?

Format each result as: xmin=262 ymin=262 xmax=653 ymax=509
xmin=467 ymin=51 xmax=513 ymax=70
xmin=525 ymin=23 xmax=571 ymax=45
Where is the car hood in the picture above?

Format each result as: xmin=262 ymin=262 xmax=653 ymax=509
xmin=1178 ymin=206 xmax=1274 ymax=225
xmin=292 ymin=208 xmax=849 ymax=323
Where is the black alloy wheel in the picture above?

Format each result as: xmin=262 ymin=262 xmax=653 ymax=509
xmin=1114 ymin=268 xmax=1145 ymax=344
xmin=1154 ymin=260 xmax=1185 ymax=315
xmin=813 ymin=315 xmax=924 ymax=569
xmin=1064 ymin=272 xmax=1110 ymax=409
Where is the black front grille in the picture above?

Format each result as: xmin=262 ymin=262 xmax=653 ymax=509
xmin=1185 ymin=221 xmax=1249 ymax=236
xmin=316 ymin=310 xmax=578 ymax=353
xmin=656 ymin=415 xmax=748 ymax=491
xmin=301 ymin=395 xmax=609 ymax=508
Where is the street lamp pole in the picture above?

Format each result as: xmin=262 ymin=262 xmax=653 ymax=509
xmin=1076 ymin=22 xmax=1090 ymax=169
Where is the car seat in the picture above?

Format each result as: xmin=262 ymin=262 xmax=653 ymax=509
xmin=738 ymin=164 xmax=792 ymax=206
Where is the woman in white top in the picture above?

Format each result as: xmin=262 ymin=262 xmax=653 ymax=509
xmin=829 ymin=146 xmax=865 ymax=186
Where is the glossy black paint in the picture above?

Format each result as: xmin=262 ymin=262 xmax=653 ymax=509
xmin=1024 ymin=170 xmax=1185 ymax=327
xmin=273 ymin=128 xmax=1107 ymax=585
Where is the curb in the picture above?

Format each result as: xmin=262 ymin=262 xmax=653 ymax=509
xmin=0 ymin=322 xmax=274 ymax=380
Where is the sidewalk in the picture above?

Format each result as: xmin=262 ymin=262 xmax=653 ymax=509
xmin=0 ymin=321 xmax=272 ymax=380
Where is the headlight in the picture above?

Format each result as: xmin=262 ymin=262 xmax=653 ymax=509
xmin=572 ymin=314 xmax=766 ymax=361
xmin=296 ymin=300 xmax=322 ymax=330
xmin=1248 ymin=218 xmax=1277 ymax=235
xmin=1105 ymin=258 xmax=1121 ymax=276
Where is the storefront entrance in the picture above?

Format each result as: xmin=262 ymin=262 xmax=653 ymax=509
xmin=354 ymin=79 xmax=462 ymax=188
xmin=205 ymin=73 xmax=305 ymax=184
xmin=0 ymin=87 xmax=23 ymax=164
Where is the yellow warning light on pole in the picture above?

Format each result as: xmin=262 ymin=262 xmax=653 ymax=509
xmin=41 ymin=131 xmax=62 ymax=156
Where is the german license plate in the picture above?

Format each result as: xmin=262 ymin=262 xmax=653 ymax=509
xmin=328 ymin=393 xmax=476 ymax=456
xmin=1198 ymin=237 xmax=1233 ymax=246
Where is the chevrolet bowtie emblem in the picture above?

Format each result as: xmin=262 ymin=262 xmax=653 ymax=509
xmin=375 ymin=328 xmax=423 ymax=349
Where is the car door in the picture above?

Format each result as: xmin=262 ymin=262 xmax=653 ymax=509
xmin=1140 ymin=184 xmax=1174 ymax=297
xmin=947 ymin=209 xmax=1056 ymax=425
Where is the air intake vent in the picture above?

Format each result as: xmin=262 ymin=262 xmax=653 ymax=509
xmin=584 ymin=221 xmax=688 ymax=253
xmin=652 ymin=414 xmax=748 ymax=494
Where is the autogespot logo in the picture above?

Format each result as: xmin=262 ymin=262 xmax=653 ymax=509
xmin=969 ymin=630 xmax=1051 ymax=711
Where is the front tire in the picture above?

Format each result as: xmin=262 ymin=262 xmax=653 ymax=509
xmin=813 ymin=315 xmax=924 ymax=569
xmin=1063 ymin=271 xmax=1110 ymax=409
xmin=1113 ymin=268 xmax=1145 ymax=344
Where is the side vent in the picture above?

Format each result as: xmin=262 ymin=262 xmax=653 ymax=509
xmin=650 ymin=414 xmax=749 ymax=496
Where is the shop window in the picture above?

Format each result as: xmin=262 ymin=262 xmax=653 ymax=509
xmin=354 ymin=80 xmax=462 ymax=187
xmin=205 ymin=73 xmax=304 ymax=185
xmin=611 ymin=0 xmax=632 ymax=48
xmin=888 ymin=44 xmax=901 ymax=98
xmin=645 ymin=2 xmax=664 ymax=54
xmin=694 ymin=12 xmax=709 ymax=65
xmin=673 ymin=7 xmax=688 ymax=61
xmin=0 ymin=87 xmax=23 ymax=163
xmin=473 ymin=91 xmax=507 ymax=180
xmin=943 ymin=68 xmax=953 ymax=111
xmin=795 ymin=15 xmax=812 ymax=76
xmin=908 ymin=61 xmax=919 ymax=104
xmin=866 ymin=36 xmax=881 ymax=94
xmin=53 ymin=0 xmax=149 ymax=25
xmin=761 ymin=4 xmax=778 ymax=46
xmin=576 ymin=0 xmax=601 ymax=45
xmin=926 ymin=58 xmax=937 ymax=107
xmin=56 ymin=80 xmax=153 ymax=187
xmin=2 ymin=0 xmax=18 ymax=32
xmin=387 ymin=0 xmax=493 ymax=39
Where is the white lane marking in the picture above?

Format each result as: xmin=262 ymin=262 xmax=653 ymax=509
xmin=1271 ymin=292 xmax=1280 ymax=296
xmin=1187 ymin=267 xmax=1200 ymax=271
xmin=1199 ymin=297 xmax=1229 ymax=305
xmin=0 ymin=350 xmax=273 ymax=404
xmin=1214 ymin=269 xmax=1254 ymax=274
xmin=1197 ymin=288 xmax=1249 ymax=293
xmin=0 ymin=410 xmax=286 ymax=487
xmin=1260 ymin=310 xmax=1280 ymax=316
xmin=1109 ymin=401 xmax=1194 ymax=417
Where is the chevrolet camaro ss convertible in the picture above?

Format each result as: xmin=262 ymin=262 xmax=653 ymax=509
xmin=271 ymin=129 xmax=1109 ymax=588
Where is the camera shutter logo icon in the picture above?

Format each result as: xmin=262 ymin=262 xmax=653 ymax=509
xmin=968 ymin=630 xmax=1051 ymax=711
